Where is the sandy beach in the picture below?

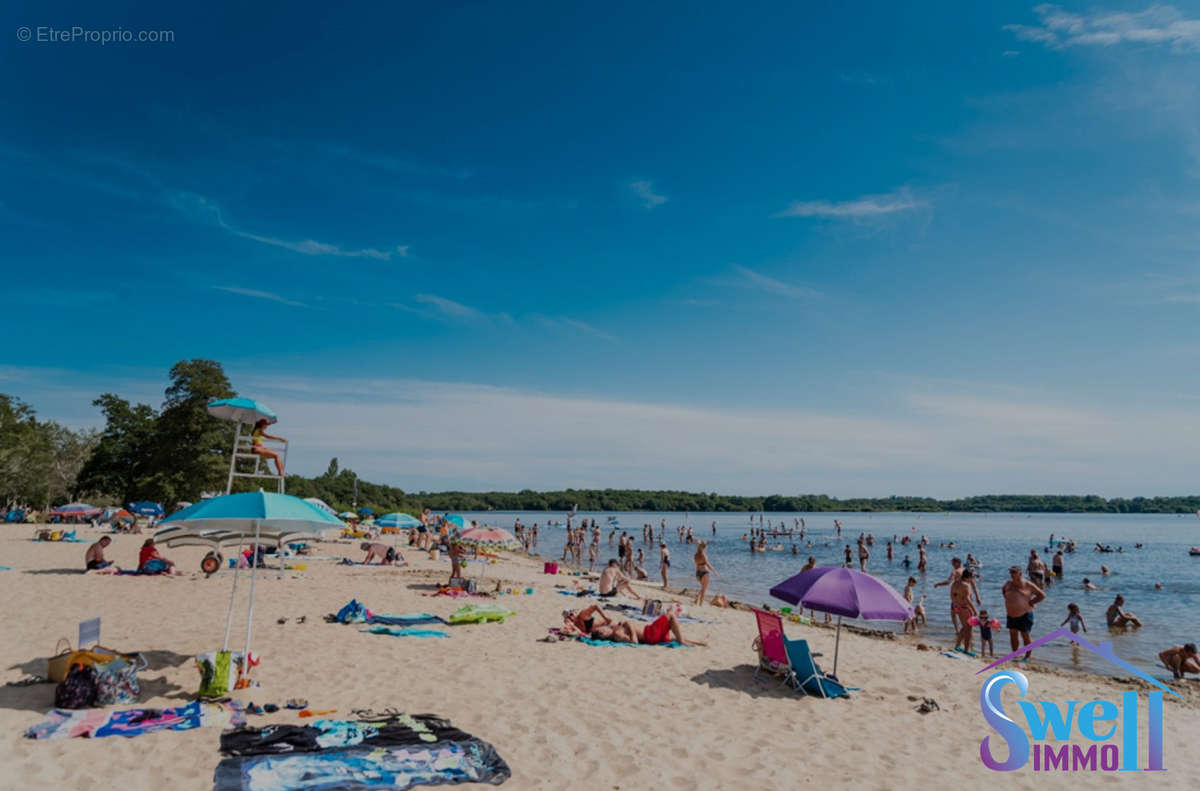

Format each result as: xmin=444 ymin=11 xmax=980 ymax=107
xmin=1 ymin=526 xmax=1197 ymax=790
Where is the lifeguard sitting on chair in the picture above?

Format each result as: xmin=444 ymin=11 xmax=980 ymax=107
xmin=250 ymin=419 xmax=287 ymax=477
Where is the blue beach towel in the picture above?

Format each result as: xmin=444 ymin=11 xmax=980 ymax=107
xmin=363 ymin=626 xmax=450 ymax=639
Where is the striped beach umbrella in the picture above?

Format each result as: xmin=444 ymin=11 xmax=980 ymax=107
xmin=453 ymin=526 xmax=521 ymax=552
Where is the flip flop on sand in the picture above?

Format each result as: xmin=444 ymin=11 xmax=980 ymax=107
xmin=286 ymin=698 xmax=308 ymax=710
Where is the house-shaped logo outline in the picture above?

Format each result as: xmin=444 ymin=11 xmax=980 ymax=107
xmin=976 ymin=626 xmax=1181 ymax=699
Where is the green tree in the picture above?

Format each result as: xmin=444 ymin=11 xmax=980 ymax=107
xmin=76 ymin=394 xmax=158 ymax=503
xmin=147 ymin=359 xmax=236 ymax=503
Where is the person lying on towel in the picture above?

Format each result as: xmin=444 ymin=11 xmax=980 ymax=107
xmin=589 ymin=613 xmax=706 ymax=646
xmin=361 ymin=542 xmax=403 ymax=565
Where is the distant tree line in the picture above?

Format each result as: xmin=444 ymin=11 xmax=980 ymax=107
xmin=3 ymin=359 xmax=1200 ymax=516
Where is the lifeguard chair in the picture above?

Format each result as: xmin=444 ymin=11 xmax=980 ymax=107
xmin=207 ymin=398 xmax=288 ymax=495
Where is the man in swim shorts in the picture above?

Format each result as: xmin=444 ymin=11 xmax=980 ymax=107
xmin=598 ymin=559 xmax=641 ymax=600
xmin=1002 ymin=566 xmax=1045 ymax=659
xmin=85 ymin=536 xmax=114 ymax=571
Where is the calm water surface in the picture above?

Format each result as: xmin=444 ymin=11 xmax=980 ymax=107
xmin=457 ymin=510 xmax=1200 ymax=679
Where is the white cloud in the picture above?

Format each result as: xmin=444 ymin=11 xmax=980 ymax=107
xmin=212 ymin=286 xmax=308 ymax=308
xmin=1006 ymin=4 xmax=1200 ymax=50
xmin=630 ymin=180 xmax=668 ymax=209
xmin=11 ymin=366 xmax=1200 ymax=496
xmin=732 ymin=266 xmax=822 ymax=300
xmin=535 ymin=315 xmax=615 ymax=340
xmin=167 ymin=189 xmax=400 ymax=260
xmin=413 ymin=293 xmax=486 ymax=320
xmin=774 ymin=188 xmax=926 ymax=219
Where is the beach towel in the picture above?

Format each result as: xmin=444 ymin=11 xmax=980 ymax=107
xmin=365 ymin=612 xmax=445 ymax=627
xmin=215 ymin=713 xmax=511 ymax=791
xmin=214 ymin=741 xmax=511 ymax=790
xmin=447 ymin=605 xmax=515 ymax=625
xmin=26 ymin=701 xmax=243 ymax=740
xmin=364 ymin=626 xmax=450 ymax=639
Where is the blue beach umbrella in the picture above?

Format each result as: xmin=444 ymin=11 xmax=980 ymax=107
xmin=377 ymin=512 xmax=422 ymax=528
xmin=155 ymin=492 xmax=343 ymax=669
xmin=206 ymin=397 xmax=277 ymax=425
xmin=128 ymin=501 xmax=165 ymax=517
xmin=358 ymin=507 xmax=374 ymax=516
xmin=443 ymin=514 xmax=466 ymax=529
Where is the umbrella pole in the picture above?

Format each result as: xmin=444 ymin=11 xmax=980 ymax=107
xmin=242 ymin=521 xmax=261 ymax=678
xmin=832 ymin=616 xmax=842 ymax=679
xmin=222 ymin=542 xmax=242 ymax=652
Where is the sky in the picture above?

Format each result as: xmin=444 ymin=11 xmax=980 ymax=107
xmin=4 ymin=1 xmax=1200 ymax=497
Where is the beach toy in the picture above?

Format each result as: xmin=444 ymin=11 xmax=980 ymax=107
xmin=780 ymin=607 xmax=792 ymax=614
xmin=525 ymin=588 xmax=534 ymax=595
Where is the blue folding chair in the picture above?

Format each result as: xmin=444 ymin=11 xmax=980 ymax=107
xmin=784 ymin=638 xmax=853 ymax=699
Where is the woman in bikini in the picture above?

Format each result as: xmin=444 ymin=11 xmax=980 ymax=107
xmin=693 ymin=541 xmax=716 ymax=606
xmin=659 ymin=542 xmax=670 ymax=588
xmin=563 ymin=605 xmax=611 ymax=636
xmin=249 ymin=419 xmax=287 ymax=477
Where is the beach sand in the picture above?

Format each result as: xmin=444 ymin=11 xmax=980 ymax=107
xmin=0 ymin=527 xmax=1196 ymax=790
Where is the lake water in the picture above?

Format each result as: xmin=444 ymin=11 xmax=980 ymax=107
xmin=455 ymin=510 xmax=1200 ymax=679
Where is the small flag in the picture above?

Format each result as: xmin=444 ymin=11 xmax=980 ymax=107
xmin=79 ymin=617 xmax=100 ymax=648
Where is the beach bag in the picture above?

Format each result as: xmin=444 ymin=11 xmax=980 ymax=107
xmin=335 ymin=599 xmax=365 ymax=624
xmin=642 ymin=599 xmax=663 ymax=617
xmin=94 ymin=654 xmax=145 ymax=705
xmin=196 ymin=650 xmax=237 ymax=698
xmin=543 ymin=562 xmax=558 ymax=575
xmin=46 ymin=638 xmax=74 ymax=683
xmin=55 ymin=664 xmax=98 ymax=709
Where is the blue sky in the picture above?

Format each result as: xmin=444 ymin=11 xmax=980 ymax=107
xmin=4 ymin=2 xmax=1200 ymax=496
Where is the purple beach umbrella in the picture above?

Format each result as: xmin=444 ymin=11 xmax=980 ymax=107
xmin=770 ymin=566 xmax=912 ymax=678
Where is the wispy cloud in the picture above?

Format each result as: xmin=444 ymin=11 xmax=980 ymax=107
xmin=732 ymin=266 xmax=822 ymax=300
xmin=1163 ymin=294 xmax=1200 ymax=303
xmin=232 ymin=230 xmax=393 ymax=260
xmin=413 ymin=293 xmax=487 ymax=320
xmin=530 ymin=314 xmax=616 ymax=340
xmin=1005 ymin=4 xmax=1200 ymax=50
xmin=773 ymin=188 xmax=926 ymax=219
xmin=168 ymin=189 xmax=402 ymax=260
xmin=212 ymin=286 xmax=308 ymax=308
xmin=630 ymin=180 xmax=668 ymax=209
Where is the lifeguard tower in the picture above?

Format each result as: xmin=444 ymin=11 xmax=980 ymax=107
xmin=207 ymin=398 xmax=288 ymax=494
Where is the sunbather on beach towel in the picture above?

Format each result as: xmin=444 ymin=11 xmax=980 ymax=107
xmin=589 ymin=614 xmax=705 ymax=646
xmin=562 ymin=605 xmax=611 ymax=635
xmin=85 ymin=536 xmax=116 ymax=571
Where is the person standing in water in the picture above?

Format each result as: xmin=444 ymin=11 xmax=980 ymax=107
xmin=693 ymin=540 xmax=716 ymax=606
xmin=659 ymin=542 xmax=670 ymax=589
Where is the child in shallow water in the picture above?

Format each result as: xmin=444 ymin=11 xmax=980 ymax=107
xmin=1061 ymin=602 xmax=1087 ymax=634
xmin=976 ymin=608 xmax=995 ymax=657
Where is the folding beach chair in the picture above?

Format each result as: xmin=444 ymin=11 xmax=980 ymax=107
xmin=751 ymin=608 xmax=800 ymax=690
xmin=784 ymin=638 xmax=852 ymax=699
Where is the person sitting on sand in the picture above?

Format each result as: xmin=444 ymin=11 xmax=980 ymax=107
xmin=1105 ymin=595 xmax=1142 ymax=628
xmin=361 ymin=541 xmax=401 ymax=565
xmin=588 ymin=613 xmax=706 ymax=646
xmin=85 ymin=536 xmax=114 ymax=571
xmin=1159 ymin=643 xmax=1200 ymax=679
xmin=248 ymin=418 xmax=287 ymax=477
xmin=598 ymin=560 xmax=641 ymax=599
xmin=138 ymin=538 xmax=178 ymax=574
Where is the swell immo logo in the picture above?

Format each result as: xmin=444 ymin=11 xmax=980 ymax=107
xmin=977 ymin=628 xmax=1179 ymax=773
